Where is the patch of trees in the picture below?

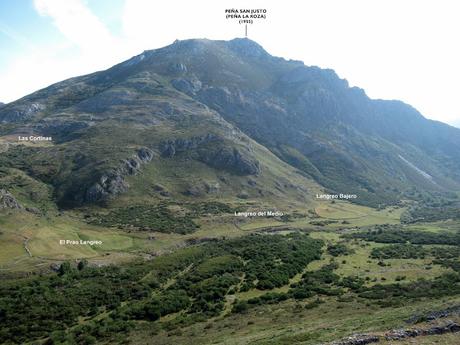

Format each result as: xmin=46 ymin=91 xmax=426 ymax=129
xmin=370 ymin=244 xmax=426 ymax=259
xmin=0 ymin=264 xmax=152 ymax=344
xmin=186 ymin=201 xmax=240 ymax=216
xmin=0 ymin=245 xmax=208 ymax=344
xmin=122 ymin=289 xmax=191 ymax=321
xmin=215 ymin=233 xmax=323 ymax=290
xmin=370 ymin=244 xmax=460 ymax=260
xmin=88 ymin=204 xmax=199 ymax=234
xmin=327 ymin=243 xmax=354 ymax=257
xmin=233 ymin=270 xmax=460 ymax=314
xmin=358 ymin=273 xmax=460 ymax=306
xmin=432 ymin=259 xmax=460 ymax=273
xmin=400 ymin=190 xmax=459 ymax=223
xmin=346 ymin=225 xmax=460 ymax=245
xmin=310 ymin=220 xmax=338 ymax=226
xmin=1 ymin=232 xmax=325 ymax=344
xmin=232 ymin=264 xmax=344 ymax=313
xmin=289 ymin=264 xmax=343 ymax=299
xmin=401 ymin=205 xmax=460 ymax=224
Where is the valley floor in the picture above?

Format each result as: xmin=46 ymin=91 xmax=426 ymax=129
xmin=1 ymin=200 xmax=460 ymax=344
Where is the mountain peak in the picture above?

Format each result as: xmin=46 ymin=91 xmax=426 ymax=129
xmin=153 ymin=38 xmax=270 ymax=60
xmin=227 ymin=37 xmax=269 ymax=58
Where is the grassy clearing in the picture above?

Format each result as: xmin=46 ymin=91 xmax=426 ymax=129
xmin=308 ymin=229 xmax=453 ymax=285
xmin=314 ymin=201 xmax=403 ymax=227
xmin=0 ymin=210 xmax=138 ymax=271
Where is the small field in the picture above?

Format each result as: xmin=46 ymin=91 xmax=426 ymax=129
xmin=314 ymin=201 xmax=403 ymax=226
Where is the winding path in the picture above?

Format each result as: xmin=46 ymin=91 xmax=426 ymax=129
xmin=23 ymin=237 xmax=32 ymax=257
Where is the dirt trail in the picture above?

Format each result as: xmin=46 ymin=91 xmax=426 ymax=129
xmin=23 ymin=237 xmax=32 ymax=257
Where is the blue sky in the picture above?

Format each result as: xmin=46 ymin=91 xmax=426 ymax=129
xmin=0 ymin=1 xmax=121 ymax=63
xmin=1 ymin=0 xmax=460 ymax=128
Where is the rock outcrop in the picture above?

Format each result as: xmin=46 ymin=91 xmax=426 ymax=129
xmin=171 ymin=77 xmax=202 ymax=95
xmin=198 ymin=146 xmax=260 ymax=175
xmin=0 ymin=189 xmax=23 ymax=209
xmin=34 ymin=118 xmax=93 ymax=141
xmin=0 ymin=102 xmax=45 ymax=123
xmin=406 ymin=305 xmax=460 ymax=324
xmin=84 ymin=147 xmax=154 ymax=203
xmin=325 ymin=321 xmax=460 ymax=345
xmin=328 ymin=334 xmax=379 ymax=345
xmin=385 ymin=322 xmax=460 ymax=340
xmin=159 ymin=134 xmax=218 ymax=157
xmin=160 ymin=135 xmax=259 ymax=175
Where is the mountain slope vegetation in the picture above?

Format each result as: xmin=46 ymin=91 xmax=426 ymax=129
xmin=1 ymin=38 xmax=459 ymax=210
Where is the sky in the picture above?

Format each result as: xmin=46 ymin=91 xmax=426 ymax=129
xmin=1 ymin=0 xmax=460 ymax=128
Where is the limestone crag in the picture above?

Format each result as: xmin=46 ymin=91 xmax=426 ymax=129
xmin=160 ymin=135 xmax=259 ymax=175
xmin=171 ymin=77 xmax=202 ymax=96
xmin=159 ymin=134 xmax=219 ymax=157
xmin=0 ymin=102 xmax=45 ymax=123
xmin=198 ymin=146 xmax=260 ymax=175
xmin=0 ymin=189 xmax=23 ymax=209
xmin=84 ymin=147 xmax=154 ymax=203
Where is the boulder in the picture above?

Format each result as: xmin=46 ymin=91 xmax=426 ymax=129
xmin=0 ymin=189 xmax=22 ymax=209
xmin=328 ymin=334 xmax=380 ymax=345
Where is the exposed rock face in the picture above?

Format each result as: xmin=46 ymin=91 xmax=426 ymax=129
xmin=385 ymin=322 xmax=460 ymax=340
xmin=168 ymin=62 xmax=187 ymax=75
xmin=0 ymin=189 xmax=22 ymax=209
xmin=227 ymin=37 xmax=270 ymax=59
xmin=84 ymin=147 xmax=154 ymax=203
xmin=328 ymin=334 xmax=379 ymax=345
xmin=406 ymin=305 xmax=460 ymax=324
xmin=325 ymin=321 xmax=460 ymax=345
xmin=77 ymin=89 xmax=137 ymax=113
xmin=171 ymin=77 xmax=202 ymax=95
xmin=160 ymin=135 xmax=259 ymax=175
xmin=34 ymin=118 xmax=93 ymax=141
xmin=159 ymin=134 xmax=218 ymax=157
xmin=137 ymin=147 xmax=154 ymax=162
xmin=85 ymin=173 xmax=128 ymax=203
xmin=198 ymin=146 xmax=260 ymax=175
xmin=0 ymin=103 xmax=45 ymax=123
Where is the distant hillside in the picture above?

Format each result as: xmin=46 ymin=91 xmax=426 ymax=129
xmin=0 ymin=38 xmax=459 ymax=209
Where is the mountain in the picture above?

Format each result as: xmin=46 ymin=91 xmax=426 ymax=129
xmin=1 ymin=38 xmax=459 ymax=211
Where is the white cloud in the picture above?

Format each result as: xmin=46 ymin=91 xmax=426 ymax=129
xmin=34 ymin=0 xmax=114 ymax=51
xmin=0 ymin=0 xmax=136 ymax=103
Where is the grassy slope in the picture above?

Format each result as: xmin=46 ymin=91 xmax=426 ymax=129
xmin=129 ymin=295 xmax=460 ymax=345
